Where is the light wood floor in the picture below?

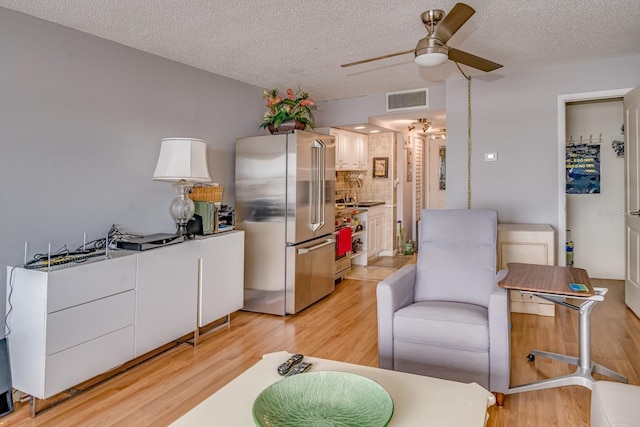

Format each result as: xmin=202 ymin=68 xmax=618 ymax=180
xmin=4 ymin=270 xmax=640 ymax=426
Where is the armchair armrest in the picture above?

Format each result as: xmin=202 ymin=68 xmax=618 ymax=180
xmin=488 ymin=282 xmax=510 ymax=393
xmin=376 ymin=264 xmax=416 ymax=370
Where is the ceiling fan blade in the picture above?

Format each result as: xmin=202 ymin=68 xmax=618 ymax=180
xmin=432 ymin=3 xmax=475 ymax=44
xmin=341 ymin=49 xmax=414 ymax=68
xmin=448 ymin=47 xmax=503 ymax=72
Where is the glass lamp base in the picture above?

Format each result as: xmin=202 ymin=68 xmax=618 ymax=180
xmin=169 ymin=181 xmax=195 ymax=236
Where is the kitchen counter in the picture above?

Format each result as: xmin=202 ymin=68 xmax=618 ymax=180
xmin=355 ymin=201 xmax=385 ymax=207
xmin=335 ymin=201 xmax=385 ymax=210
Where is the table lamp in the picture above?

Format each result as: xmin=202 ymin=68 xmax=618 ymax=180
xmin=153 ymin=137 xmax=212 ymax=235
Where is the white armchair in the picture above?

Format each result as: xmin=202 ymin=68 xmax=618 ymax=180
xmin=377 ymin=209 xmax=510 ymax=405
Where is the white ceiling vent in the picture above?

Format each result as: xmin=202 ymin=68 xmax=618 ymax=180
xmin=386 ymin=88 xmax=429 ymax=112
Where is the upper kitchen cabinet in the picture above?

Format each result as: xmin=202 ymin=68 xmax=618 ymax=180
xmin=350 ymin=132 xmax=368 ymax=171
xmin=318 ymin=128 xmax=368 ymax=171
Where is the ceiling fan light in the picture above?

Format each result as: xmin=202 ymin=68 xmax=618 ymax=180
xmin=415 ymin=52 xmax=448 ymax=67
xmin=414 ymin=36 xmax=448 ymax=67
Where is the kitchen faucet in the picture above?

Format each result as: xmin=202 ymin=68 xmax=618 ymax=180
xmin=345 ymin=174 xmax=361 ymax=203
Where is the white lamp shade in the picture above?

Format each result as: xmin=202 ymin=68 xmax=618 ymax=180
xmin=414 ymin=52 xmax=448 ymax=67
xmin=152 ymin=138 xmax=212 ymax=182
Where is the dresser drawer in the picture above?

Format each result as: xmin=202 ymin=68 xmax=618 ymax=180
xmin=46 ymin=290 xmax=135 ymax=356
xmin=43 ymin=326 xmax=134 ymax=399
xmin=47 ymin=255 xmax=136 ymax=313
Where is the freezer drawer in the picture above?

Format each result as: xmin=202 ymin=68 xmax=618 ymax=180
xmin=286 ymin=237 xmax=336 ymax=314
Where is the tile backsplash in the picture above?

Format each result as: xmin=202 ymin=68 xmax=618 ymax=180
xmin=335 ymin=132 xmax=394 ymax=204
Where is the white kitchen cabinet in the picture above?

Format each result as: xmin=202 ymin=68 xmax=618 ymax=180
xmin=367 ymin=206 xmax=385 ymax=259
xmin=5 ymin=254 xmax=136 ymax=399
xmin=497 ymin=223 xmax=556 ymax=316
xmin=6 ymin=231 xmax=245 ymax=402
xmin=352 ymin=132 xmax=368 ymax=170
xmin=351 ymin=207 xmax=385 ymax=264
xmin=342 ymin=131 xmax=368 ymax=171
xmin=198 ymin=231 xmax=244 ymax=326
xmin=331 ymin=129 xmax=352 ymax=171
xmin=326 ymin=128 xmax=368 ymax=171
xmin=135 ymin=240 xmax=199 ymax=357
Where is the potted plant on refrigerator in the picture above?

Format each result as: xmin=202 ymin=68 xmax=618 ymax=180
xmin=260 ymin=87 xmax=316 ymax=134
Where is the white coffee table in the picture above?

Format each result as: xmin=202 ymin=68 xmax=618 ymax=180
xmin=171 ymin=351 xmax=496 ymax=426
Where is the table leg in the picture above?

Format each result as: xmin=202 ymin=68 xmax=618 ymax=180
xmin=508 ymin=295 xmax=627 ymax=395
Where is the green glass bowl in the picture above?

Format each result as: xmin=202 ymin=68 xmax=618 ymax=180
xmin=252 ymin=371 xmax=394 ymax=426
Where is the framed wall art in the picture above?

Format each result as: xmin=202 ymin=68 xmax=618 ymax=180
xmin=373 ymin=157 xmax=388 ymax=178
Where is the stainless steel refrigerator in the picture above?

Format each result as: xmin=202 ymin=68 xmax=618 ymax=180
xmin=235 ymin=130 xmax=336 ymax=315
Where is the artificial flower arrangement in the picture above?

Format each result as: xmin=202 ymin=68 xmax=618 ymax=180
xmin=260 ymin=87 xmax=316 ymax=130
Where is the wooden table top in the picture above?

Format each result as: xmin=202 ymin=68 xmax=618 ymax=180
xmin=499 ymin=262 xmax=595 ymax=297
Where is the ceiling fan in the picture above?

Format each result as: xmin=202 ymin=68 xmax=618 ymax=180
xmin=341 ymin=2 xmax=502 ymax=72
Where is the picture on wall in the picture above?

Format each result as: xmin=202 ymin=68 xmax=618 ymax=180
xmin=406 ymin=147 xmax=413 ymax=182
xmin=566 ymin=144 xmax=601 ymax=194
xmin=439 ymin=146 xmax=446 ymax=190
xmin=373 ymin=157 xmax=388 ymax=178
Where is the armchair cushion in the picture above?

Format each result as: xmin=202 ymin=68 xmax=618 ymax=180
xmin=415 ymin=209 xmax=497 ymax=307
xmin=393 ymin=301 xmax=489 ymax=387
xmin=393 ymin=301 xmax=489 ymax=352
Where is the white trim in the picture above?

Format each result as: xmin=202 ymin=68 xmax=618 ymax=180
xmin=557 ymin=88 xmax=632 ymax=266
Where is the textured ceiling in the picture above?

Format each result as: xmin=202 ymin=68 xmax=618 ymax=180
xmin=2 ymin=0 xmax=640 ymax=106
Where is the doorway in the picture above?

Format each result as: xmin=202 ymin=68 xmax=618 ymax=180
xmin=557 ymin=88 xmax=631 ymax=269
xmin=565 ymin=98 xmax=625 ymax=279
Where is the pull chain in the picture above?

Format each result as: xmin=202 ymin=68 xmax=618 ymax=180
xmin=456 ymin=62 xmax=472 ymax=209
xmin=467 ymin=75 xmax=472 ymax=209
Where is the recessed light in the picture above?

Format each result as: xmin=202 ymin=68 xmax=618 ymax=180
xmin=354 ymin=126 xmax=366 ymax=130
xmin=370 ymin=130 xmax=380 ymax=133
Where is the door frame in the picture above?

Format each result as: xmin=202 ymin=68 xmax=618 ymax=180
xmin=557 ymin=88 xmax=632 ymax=265
xmin=411 ymin=135 xmax=425 ymax=241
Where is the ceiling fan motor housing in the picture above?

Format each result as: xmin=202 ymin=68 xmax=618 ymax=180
xmin=421 ymin=9 xmax=445 ymax=27
xmin=414 ymin=37 xmax=448 ymax=66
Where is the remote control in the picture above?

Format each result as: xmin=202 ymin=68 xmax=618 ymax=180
xmin=277 ymin=354 xmax=304 ymax=376
xmin=286 ymin=362 xmax=313 ymax=377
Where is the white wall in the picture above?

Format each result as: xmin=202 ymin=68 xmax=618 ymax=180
xmin=315 ymin=85 xmax=446 ymax=128
xmin=0 ymin=8 xmax=265 ymax=317
xmin=444 ymin=55 xmax=640 ymax=261
xmin=566 ymin=99 xmax=625 ymax=279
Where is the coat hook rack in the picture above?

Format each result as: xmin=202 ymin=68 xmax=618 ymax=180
xmin=566 ymin=133 xmax=603 ymax=146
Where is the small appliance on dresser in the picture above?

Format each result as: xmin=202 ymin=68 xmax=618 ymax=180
xmin=235 ymin=130 xmax=335 ymax=315
xmin=187 ymin=203 xmax=235 ymax=235
xmin=190 ymin=201 xmax=218 ymax=235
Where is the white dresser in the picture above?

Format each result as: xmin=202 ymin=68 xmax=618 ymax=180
xmin=497 ymin=224 xmax=556 ymax=316
xmin=5 ymin=231 xmax=244 ymax=400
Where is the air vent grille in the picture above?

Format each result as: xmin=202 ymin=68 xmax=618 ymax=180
xmin=386 ymin=88 xmax=429 ymax=112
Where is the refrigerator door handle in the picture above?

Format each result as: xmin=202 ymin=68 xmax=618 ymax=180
xmin=310 ymin=139 xmax=326 ymax=231
xmin=297 ymin=238 xmax=335 ymax=254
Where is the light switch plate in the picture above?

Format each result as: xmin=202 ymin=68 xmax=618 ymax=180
xmin=484 ymin=152 xmax=498 ymax=162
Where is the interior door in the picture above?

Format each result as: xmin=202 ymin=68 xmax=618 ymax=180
xmin=625 ymin=85 xmax=640 ymax=318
